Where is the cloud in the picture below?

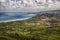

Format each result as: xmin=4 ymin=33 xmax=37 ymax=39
xmin=0 ymin=0 xmax=60 ymax=10
xmin=0 ymin=0 xmax=6 ymax=2
xmin=0 ymin=0 xmax=60 ymax=12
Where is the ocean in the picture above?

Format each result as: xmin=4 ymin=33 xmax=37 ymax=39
xmin=0 ymin=12 xmax=36 ymax=22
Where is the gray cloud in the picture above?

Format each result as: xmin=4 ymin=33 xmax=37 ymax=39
xmin=0 ymin=0 xmax=60 ymax=12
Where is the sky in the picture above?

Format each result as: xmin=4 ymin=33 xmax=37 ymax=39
xmin=0 ymin=0 xmax=60 ymax=12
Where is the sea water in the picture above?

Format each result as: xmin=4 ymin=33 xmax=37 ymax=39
xmin=0 ymin=12 xmax=36 ymax=22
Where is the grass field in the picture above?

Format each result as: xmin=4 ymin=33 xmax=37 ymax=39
xmin=0 ymin=12 xmax=60 ymax=40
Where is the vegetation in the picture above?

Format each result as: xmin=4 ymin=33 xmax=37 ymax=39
xmin=0 ymin=12 xmax=60 ymax=40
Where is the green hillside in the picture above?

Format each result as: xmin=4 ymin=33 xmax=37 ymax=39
xmin=0 ymin=12 xmax=60 ymax=40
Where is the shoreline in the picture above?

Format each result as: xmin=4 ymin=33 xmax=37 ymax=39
xmin=0 ymin=17 xmax=31 ymax=23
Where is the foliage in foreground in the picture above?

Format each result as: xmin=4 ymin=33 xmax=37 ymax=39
xmin=0 ymin=13 xmax=60 ymax=40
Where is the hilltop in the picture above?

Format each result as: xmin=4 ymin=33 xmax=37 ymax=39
xmin=0 ymin=10 xmax=60 ymax=40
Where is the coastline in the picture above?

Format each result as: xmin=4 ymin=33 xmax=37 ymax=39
xmin=0 ymin=17 xmax=31 ymax=23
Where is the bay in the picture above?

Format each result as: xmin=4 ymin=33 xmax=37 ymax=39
xmin=0 ymin=12 xmax=36 ymax=22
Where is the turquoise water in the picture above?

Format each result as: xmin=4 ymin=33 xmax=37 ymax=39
xmin=0 ymin=12 xmax=35 ymax=22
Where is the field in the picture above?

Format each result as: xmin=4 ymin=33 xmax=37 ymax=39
xmin=0 ymin=11 xmax=60 ymax=40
